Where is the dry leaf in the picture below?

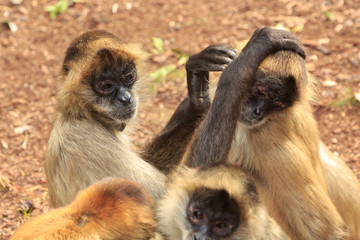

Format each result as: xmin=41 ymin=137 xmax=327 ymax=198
xmin=112 ymin=3 xmax=118 ymax=14
xmin=1 ymin=140 xmax=9 ymax=149
xmin=14 ymin=125 xmax=31 ymax=134
xmin=323 ymin=80 xmax=337 ymax=87
xmin=355 ymin=92 xmax=360 ymax=102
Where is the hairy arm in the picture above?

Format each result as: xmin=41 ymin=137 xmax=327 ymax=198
xmin=142 ymin=45 xmax=237 ymax=174
xmin=184 ymin=28 xmax=306 ymax=167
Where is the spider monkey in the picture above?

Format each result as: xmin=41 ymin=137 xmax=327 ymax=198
xmin=182 ymin=28 xmax=348 ymax=239
xmin=157 ymin=164 xmax=289 ymax=240
xmin=11 ymin=178 xmax=162 ymax=240
xmin=45 ymin=30 xmax=236 ymax=207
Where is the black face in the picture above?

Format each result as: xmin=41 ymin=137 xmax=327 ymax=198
xmin=187 ymin=188 xmax=241 ymax=239
xmin=89 ymin=48 xmax=137 ymax=121
xmin=240 ymin=70 xmax=298 ymax=126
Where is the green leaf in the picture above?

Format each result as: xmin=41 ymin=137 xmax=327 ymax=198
xmin=151 ymin=37 xmax=165 ymax=55
xmin=323 ymin=11 xmax=335 ymax=21
xmin=272 ymin=23 xmax=290 ymax=32
xmin=172 ymin=48 xmax=189 ymax=65
xmin=177 ymin=55 xmax=189 ymax=65
xmin=150 ymin=64 xmax=177 ymax=83
xmin=44 ymin=0 xmax=68 ymax=20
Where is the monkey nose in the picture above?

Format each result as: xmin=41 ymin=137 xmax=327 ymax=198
xmin=252 ymin=107 xmax=263 ymax=119
xmin=118 ymin=89 xmax=133 ymax=105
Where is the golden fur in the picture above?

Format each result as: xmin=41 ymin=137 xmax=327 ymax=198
xmin=11 ymin=178 xmax=162 ymax=240
xmin=158 ymin=164 xmax=289 ymax=240
xmin=319 ymin=141 xmax=360 ymax=240
xmin=45 ymin=30 xmax=166 ymax=208
xmin=224 ymin=45 xmax=348 ymax=239
xmin=205 ymin=40 xmax=360 ymax=239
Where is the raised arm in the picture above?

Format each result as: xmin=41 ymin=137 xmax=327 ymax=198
xmin=142 ymin=45 xmax=237 ymax=174
xmin=184 ymin=27 xmax=306 ymax=167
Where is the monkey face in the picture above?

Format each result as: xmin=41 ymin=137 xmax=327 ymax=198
xmin=89 ymin=48 xmax=138 ymax=122
xmin=157 ymin=165 xmax=268 ymax=240
xmin=240 ymin=71 xmax=298 ymax=127
xmin=185 ymin=188 xmax=241 ymax=240
xmin=59 ymin=30 xmax=144 ymax=130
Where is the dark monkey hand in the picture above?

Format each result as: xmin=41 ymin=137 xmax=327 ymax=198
xmin=186 ymin=45 xmax=237 ymax=110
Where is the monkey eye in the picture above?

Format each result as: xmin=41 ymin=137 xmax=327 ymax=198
xmin=215 ymin=221 xmax=228 ymax=230
xmin=63 ymin=65 xmax=70 ymax=74
xmin=190 ymin=209 xmax=204 ymax=225
xmin=123 ymin=72 xmax=136 ymax=85
xmin=96 ymin=80 xmax=116 ymax=95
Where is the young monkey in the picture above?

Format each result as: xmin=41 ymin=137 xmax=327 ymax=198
xmin=11 ymin=178 xmax=162 ymax=240
xmin=157 ymin=164 xmax=289 ymax=240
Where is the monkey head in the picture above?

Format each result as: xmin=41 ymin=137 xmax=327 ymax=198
xmin=157 ymin=164 xmax=262 ymax=240
xmin=186 ymin=187 xmax=241 ymax=239
xmin=237 ymin=46 xmax=308 ymax=128
xmin=57 ymin=30 xmax=148 ymax=131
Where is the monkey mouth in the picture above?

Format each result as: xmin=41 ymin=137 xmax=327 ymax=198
xmin=240 ymin=113 xmax=265 ymax=128
xmin=110 ymin=106 xmax=136 ymax=121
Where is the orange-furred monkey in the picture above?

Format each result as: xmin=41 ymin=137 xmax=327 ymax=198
xmin=11 ymin=178 xmax=162 ymax=240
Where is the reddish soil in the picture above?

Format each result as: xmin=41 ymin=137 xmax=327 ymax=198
xmin=0 ymin=0 xmax=359 ymax=239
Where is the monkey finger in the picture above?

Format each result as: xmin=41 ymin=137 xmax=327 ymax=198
xmin=188 ymin=74 xmax=210 ymax=104
xmin=197 ymin=63 xmax=228 ymax=72
xmin=187 ymin=59 xmax=232 ymax=73
xmin=206 ymin=44 xmax=237 ymax=59
xmin=207 ymin=54 xmax=236 ymax=65
xmin=202 ymin=44 xmax=237 ymax=55
xmin=278 ymin=39 xmax=306 ymax=59
xmin=186 ymin=46 xmax=236 ymax=71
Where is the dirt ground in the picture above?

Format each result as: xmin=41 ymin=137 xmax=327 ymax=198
xmin=0 ymin=0 xmax=359 ymax=238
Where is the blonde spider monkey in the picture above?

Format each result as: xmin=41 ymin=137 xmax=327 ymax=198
xmin=45 ymin=30 xmax=236 ymax=207
xmin=320 ymin=142 xmax=360 ymax=240
xmin=158 ymin=163 xmax=289 ymax=240
xmin=182 ymin=28 xmax=350 ymax=239
xmin=11 ymin=178 xmax=163 ymax=240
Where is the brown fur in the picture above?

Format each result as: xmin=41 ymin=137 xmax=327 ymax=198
xmin=233 ymin=42 xmax=360 ymax=239
xmin=45 ymin=30 xmax=166 ymax=208
xmin=11 ymin=178 xmax=161 ymax=240
xmin=182 ymin=30 xmax=348 ymax=240
xmin=226 ymin=49 xmax=346 ymax=239
xmin=157 ymin=164 xmax=289 ymax=240
xmin=204 ymin=41 xmax=360 ymax=239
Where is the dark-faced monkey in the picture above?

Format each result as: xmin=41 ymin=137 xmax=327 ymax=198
xmin=45 ymin=30 xmax=236 ymax=207
xmin=11 ymin=178 xmax=162 ymax=240
xmin=157 ymin=164 xmax=289 ymax=240
xmin=182 ymin=28 xmax=348 ymax=239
